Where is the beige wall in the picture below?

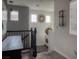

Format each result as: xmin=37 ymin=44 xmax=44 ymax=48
xmin=48 ymin=0 xmax=77 ymax=59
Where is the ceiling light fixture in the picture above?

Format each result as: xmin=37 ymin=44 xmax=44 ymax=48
xmin=35 ymin=0 xmax=41 ymax=7
xmin=36 ymin=4 xmax=39 ymax=7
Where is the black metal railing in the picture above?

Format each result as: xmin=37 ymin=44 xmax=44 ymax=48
xmin=5 ymin=30 xmax=31 ymax=48
xmin=2 ymin=28 xmax=37 ymax=57
xmin=31 ymin=28 xmax=37 ymax=57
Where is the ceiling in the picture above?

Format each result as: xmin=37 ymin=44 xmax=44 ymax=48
xmin=7 ymin=0 xmax=54 ymax=12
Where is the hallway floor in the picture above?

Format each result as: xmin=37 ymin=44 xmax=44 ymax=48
xmin=36 ymin=51 xmax=66 ymax=59
xmin=22 ymin=45 xmax=66 ymax=59
xmin=22 ymin=51 xmax=67 ymax=59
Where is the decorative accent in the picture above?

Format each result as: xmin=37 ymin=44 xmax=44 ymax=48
xmin=59 ymin=10 xmax=64 ymax=27
xmin=45 ymin=27 xmax=52 ymax=35
xmin=38 ymin=15 xmax=45 ymax=22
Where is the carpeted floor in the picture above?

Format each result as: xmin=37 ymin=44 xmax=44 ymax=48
xmin=35 ymin=51 xmax=66 ymax=59
xmin=37 ymin=45 xmax=48 ymax=53
xmin=22 ymin=45 xmax=66 ymax=59
xmin=22 ymin=51 xmax=67 ymax=59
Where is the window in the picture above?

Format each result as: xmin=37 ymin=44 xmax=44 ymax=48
xmin=31 ymin=14 xmax=37 ymax=23
xmin=2 ymin=10 xmax=7 ymax=21
xmin=70 ymin=1 xmax=77 ymax=35
xmin=10 ymin=11 xmax=19 ymax=21
xmin=45 ymin=15 xmax=51 ymax=23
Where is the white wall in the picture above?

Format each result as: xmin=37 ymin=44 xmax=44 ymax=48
xmin=2 ymin=0 xmax=7 ymax=36
xmin=48 ymin=0 xmax=77 ymax=59
xmin=29 ymin=9 xmax=54 ymax=46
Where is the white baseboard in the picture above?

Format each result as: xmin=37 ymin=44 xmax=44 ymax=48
xmin=54 ymin=49 xmax=71 ymax=59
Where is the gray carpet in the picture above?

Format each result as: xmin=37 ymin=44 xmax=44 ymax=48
xmin=37 ymin=45 xmax=48 ymax=53
xmin=22 ymin=51 xmax=67 ymax=59
xmin=35 ymin=51 xmax=66 ymax=59
xmin=22 ymin=45 xmax=66 ymax=59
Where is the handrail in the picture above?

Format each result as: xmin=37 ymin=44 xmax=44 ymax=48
xmin=7 ymin=30 xmax=31 ymax=32
xmin=2 ymin=28 xmax=37 ymax=57
xmin=31 ymin=28 xmax=37 ymax=57
xmin=22 ymin=34 xmax=29 ymax=40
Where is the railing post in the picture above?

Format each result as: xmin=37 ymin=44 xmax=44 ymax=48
xmin=31 ymin=28 xmax=37 ymax=57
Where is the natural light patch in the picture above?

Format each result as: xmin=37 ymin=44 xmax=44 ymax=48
xmin=10 ymin=11 xmax=19 ymax=21
xmin=31 ymin=14 xmax=37 ymax=23
xmin=45 ymin=15 xmax=51 ymax=23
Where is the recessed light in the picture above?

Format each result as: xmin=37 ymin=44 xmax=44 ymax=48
xmin=9 ymin=0 xmax=13 ymax=3
xmin=36 ymin=4 xmax=39 ymax=7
